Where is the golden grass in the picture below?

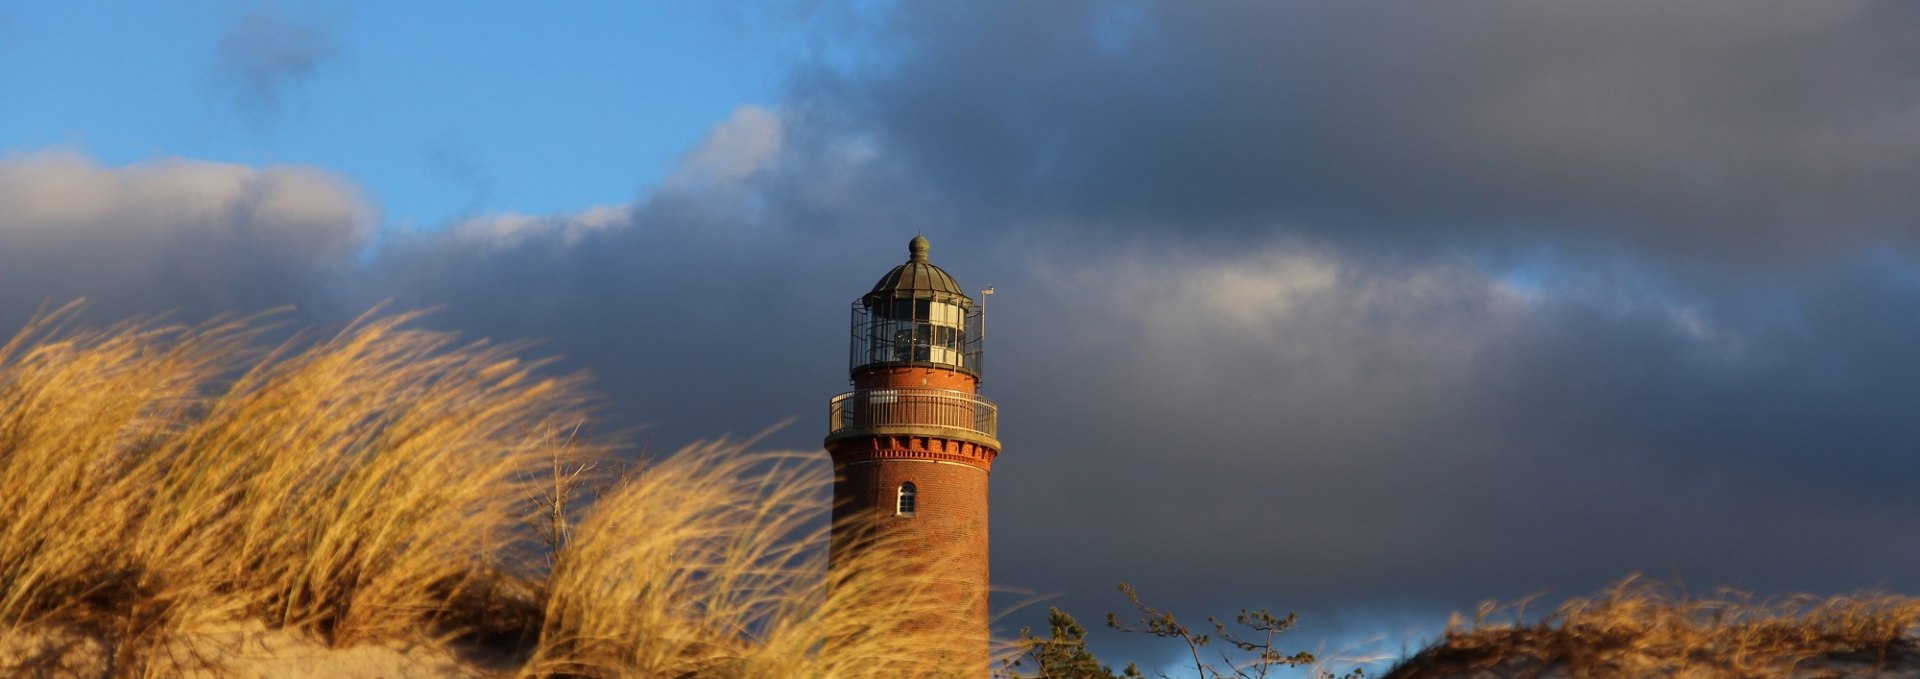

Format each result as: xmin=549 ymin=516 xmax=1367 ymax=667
xmin=0 ymin=304 xmax=583 ymax=651
xmin=0 ymin=304 xmax=968 ymax=677
xmin=1386 ymin=576 xmax=1920 ymax=678
xmin=527 ymin=444 xmax=962 ymax=679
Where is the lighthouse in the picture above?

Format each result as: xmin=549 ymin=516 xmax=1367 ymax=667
xmin=825 ymin=235 xmax=998 ymax=672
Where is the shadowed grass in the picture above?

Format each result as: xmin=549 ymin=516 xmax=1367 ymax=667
xmin=1387 ymin=576 xmax=1920 ymax=678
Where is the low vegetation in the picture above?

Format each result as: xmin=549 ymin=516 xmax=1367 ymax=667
xmin=1386 ymin=576 xmax=1920 ymax=678
xmin=998 ymin=583 xmax=1363 ymax=679
xmin=0 ymin=304 xmax=955 ymax=677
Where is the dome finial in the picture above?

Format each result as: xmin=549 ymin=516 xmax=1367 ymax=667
xmin=909 ymin=234 xmax=930 ymax=263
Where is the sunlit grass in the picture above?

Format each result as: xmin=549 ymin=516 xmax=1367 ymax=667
xmin=1388 ymin=575 xmax=1920 ymax=678
xmin=0 ymin=304 xmax=965 ymax=677
xmin=527 ymin=442 xmax=960 ymax=678
xmin=0 ymin=304 xmax=580 ymax=648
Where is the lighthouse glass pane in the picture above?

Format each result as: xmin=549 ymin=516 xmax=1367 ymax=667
xmin=858 ymin=297 xmax=973 ymax=370
xmin=879 ymin=299 xmax=924 ymax=321
xmin=930 ymin=301 xmax=961 ymax=326
xmin=865 ymin=316 xmax=887 ymax=364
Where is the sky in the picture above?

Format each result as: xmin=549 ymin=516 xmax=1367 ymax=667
xmin=4 ymin=0 xmax=1920 ymax=674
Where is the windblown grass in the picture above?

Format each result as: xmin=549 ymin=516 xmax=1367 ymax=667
xmin=0 ymin=304 xmax=583 ymax=655
xmin=528 ymin=443 xmax=961 ymax=679
xmin=0 ymin=305 xmax=969 ymax=677
xmin=1386 ymin=576 xmax=1920 ymax=678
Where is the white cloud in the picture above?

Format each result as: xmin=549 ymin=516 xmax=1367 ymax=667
xmin=0 ymin=151 xmax=370 ymax=249
xmin=446 ymin=204 xmax=633 ymax=249
xmin=1050 ymin=245 xmax=1536 ymax=395
xmin=0 ymin=151 xmax=373 ymax=321
xmin=670 ymin=105 xmax=785 ymax=186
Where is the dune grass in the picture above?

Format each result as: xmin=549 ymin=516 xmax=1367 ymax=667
xmin=1386 ymin=576 xmax=1920 ymax=678
xmin=527 ymin=443 xmax=959 ymax=678
xmin=0 ymin=304 xmax=583 ymax=656
xmin=0 ymin=305 xmax=962 ymax=677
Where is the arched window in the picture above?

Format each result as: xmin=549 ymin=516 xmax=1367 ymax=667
xmin=896 ymin=482 xmax=917 ymax=517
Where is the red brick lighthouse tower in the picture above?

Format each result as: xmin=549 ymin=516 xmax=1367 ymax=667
xmin=826 ymin=235 xmax=999 ymax=672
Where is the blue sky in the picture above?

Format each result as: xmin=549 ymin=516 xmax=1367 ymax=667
xmin=1 ymin=2 xmax=811 ymax=224
xmin=4 ymin=2 xmax=1920 ymax=675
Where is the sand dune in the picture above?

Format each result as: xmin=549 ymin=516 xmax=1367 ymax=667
xmin=2 ymin=622 xmax=501 ymax=678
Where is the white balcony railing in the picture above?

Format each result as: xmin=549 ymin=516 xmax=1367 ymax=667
xmin=828 ymin=387 xmax=998 ymax=442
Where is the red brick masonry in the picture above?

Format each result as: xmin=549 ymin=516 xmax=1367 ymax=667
xmin=829 ymin=363 xmax=996 ymax=674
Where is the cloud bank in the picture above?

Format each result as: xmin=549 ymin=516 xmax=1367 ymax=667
xmin=0 ymin=151 xmax=370 ymax=323
xmin=845 ymin=0 xmax=1920 ymax=265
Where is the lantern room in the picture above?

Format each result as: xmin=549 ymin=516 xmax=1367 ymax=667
xmin=848 ymin=235 xmax=983 ymax=378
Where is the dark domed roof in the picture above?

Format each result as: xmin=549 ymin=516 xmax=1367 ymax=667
xmin=865 ymin=236 xmax=970 ymax=305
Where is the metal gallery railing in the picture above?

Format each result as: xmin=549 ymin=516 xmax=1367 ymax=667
xmin=828 ymin=387 xmax=998 ymax=441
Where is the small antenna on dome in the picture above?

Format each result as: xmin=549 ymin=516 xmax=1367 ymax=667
xmin=980 ymin=286 xmax=995 ymax=340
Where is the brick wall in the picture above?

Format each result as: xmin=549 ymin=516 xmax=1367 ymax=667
xmin=830 ymin=364 xmax=996 ymax=676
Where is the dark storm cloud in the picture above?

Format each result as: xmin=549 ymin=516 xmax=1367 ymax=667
xmin=846 ymin=0 xmax=1920 ymax=265
xmin=988 ymin=243 xmax=1920 ymax=610
xmin=778 ymin=1 xmax=1920 ymax=664
xmin=213 ymin=3 xmax=342 ymax=119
